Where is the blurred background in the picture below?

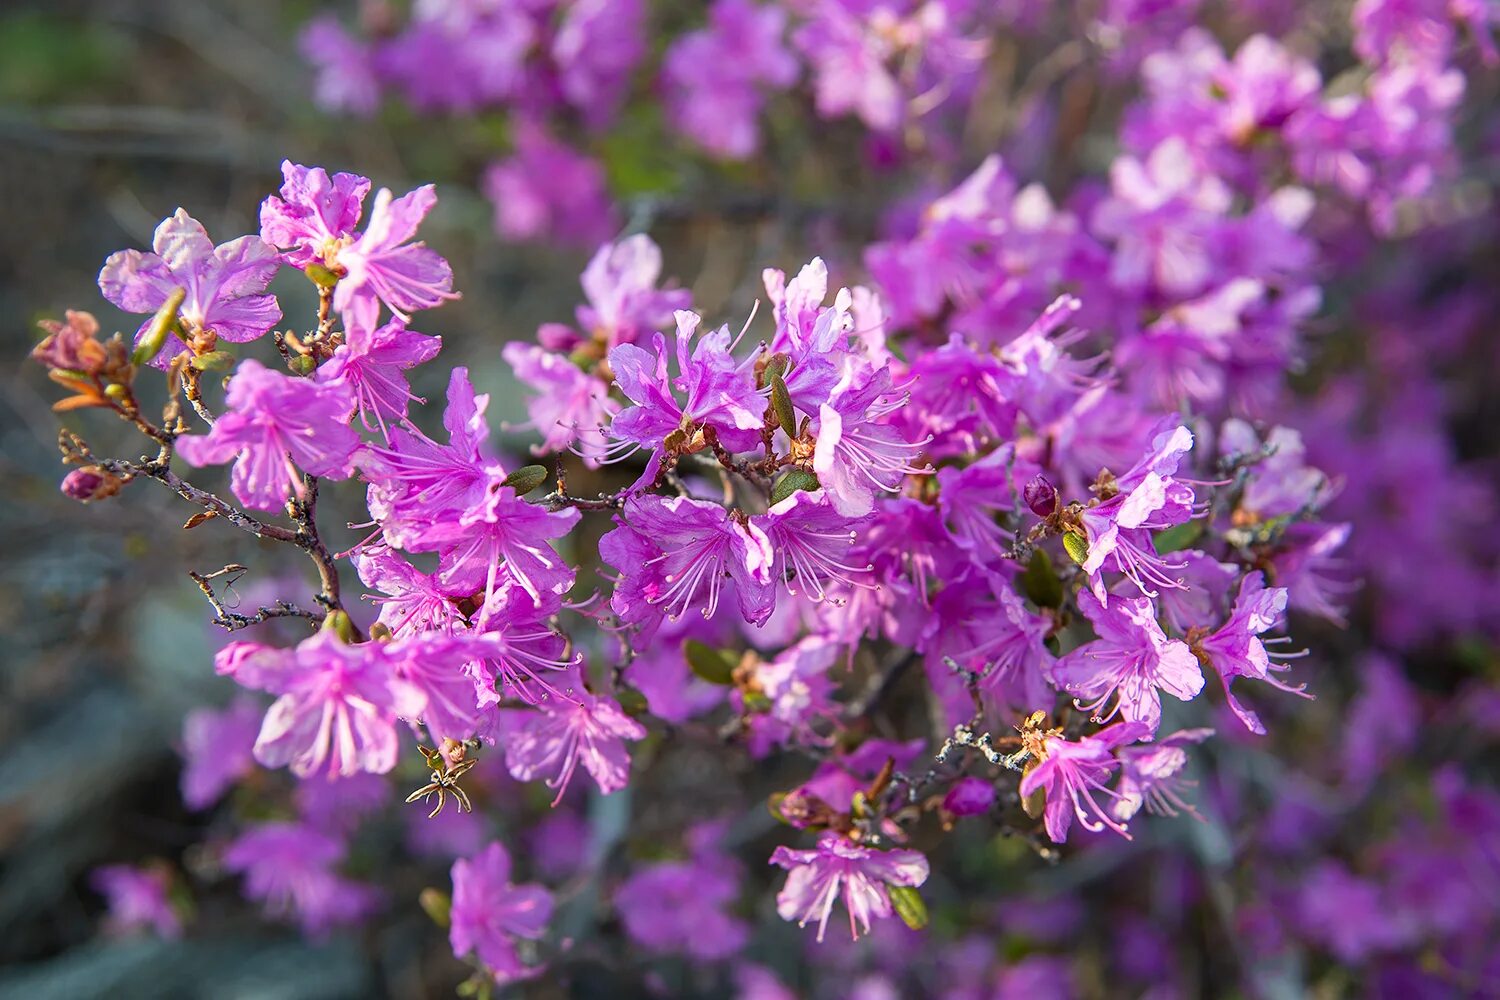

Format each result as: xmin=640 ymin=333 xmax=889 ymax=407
xmin=3 ymin=2 xmax=1499 ymax=999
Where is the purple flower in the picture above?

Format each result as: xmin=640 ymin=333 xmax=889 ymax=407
xmin=258 ymin=161 xmax=371 ymax=269
xmin=1111 ymin=726 xmax=1213 ymax=821
xmin=98 ymin=209 xmax=281 ymax=367
xmin=1020 ymin=722 xmax=1148 ymax=843
xmin=235 ymin=631 xmax=423 ymax=779
xmin=175 ymin=359 xmax=359 ymax=512
xmin=179 ymin=696 xmax=262 ymax=810
xmin=502 ymin=686 xmax=647 ymax=803
xmin=769 ymin=834 xmax=929 ymax=942
xmin=449 ymin=841 xmax=553 ymax=984
xmin=355 ymin=545 xmax=466 ymax=638
xmin=92 ymin=865 xmax=181 ymax=939
xmin=604 ymin=494 xmax=775 ymax=628
xmin=943 ymin=777 xmax=997 ymax=818
xmin=224 ymin=822 xmax=381 ymax=936
xmin=815 ymin=368 xmax=929 ymax=517
xmin=663 ymin=0 xmax=797 ymax=158
xmin=300 ymin=16 xmax=380 ymax=116
xmin=1078 ymin=423 xmax=1198 ymax=603
xmin=471 ymin=582 xmax=580 ymax=707
xmin=571 ymin=234 xmax=693 ymax=348
xmin=501 ymin=342 xmax=617 ymax=462
xmin=937 ymin=445 xmax=1019 ymax=561
xmin=608 ymin=309 xmax=765 ymax=454
xmin=925 ymin=576 xmax=1056 ymax=714
xmin=616 ymin=847 xmax=748 ymax=960
xmin=552 ymin=0 xmax=646 ymax=129
xmin=1056 ymin=590 xmax=1204 ymax=732
xmin=1195 ymin=572 xmax=1310 ymax=734
xmin=383 ymin=631 xmax=491 ymax=745
xmin=753 ymin=489 xmax=871 ymax=604
xmin=331 ymin=181 xmax=458 ymax=326
xmin=483 ymin=124 xmax=617 ymax=248
xmin=318 ymin=312 xmax=441 ymax=434
xmin=738 ymin=637 xmax=841 ymax=754
xmin=792 ymin=5 xmax=902 ymax=132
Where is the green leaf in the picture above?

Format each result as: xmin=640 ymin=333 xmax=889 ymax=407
xmin=1061 ymin=532 xmax=1089 ymax=566
xmin=1020 ymin=548 xmax=1063 ymax=609
xmin=761 ymin=352 xmax=790 ymax=388
xmin=1154 ymin=519 xmax=1204 ymax=553
xmin=770 ymin=371 xmax=797 ymax=435
xmin=190 ymin=350 xmax=236 ymax=372
xmin=502 ymin=464 xmax=549 ymax=496
xmin=304 ymin=262 xmax=340 ymax=289
xmin=888 ymin=885 xmax=929 ymax=931
xmin=418 ymin=888 xmax=451 ymax=928
xmin=770 ymin=468 xmax=820 ymax=506
xmin=684 ymin=639 xmax=737 ymax=685
xmin=321 ymin=610 xmax=356 ymax=644
xmin=131 ymin=286 xmax=185 ymax=366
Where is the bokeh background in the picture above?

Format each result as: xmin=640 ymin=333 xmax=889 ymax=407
xmin=3 ymin=2 xmax=1500 ymax=999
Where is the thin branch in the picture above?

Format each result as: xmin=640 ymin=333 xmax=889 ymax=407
xmin=188 ymin=565 xmax=322 ymax=632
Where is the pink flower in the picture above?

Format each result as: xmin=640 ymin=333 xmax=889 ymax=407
xmin=317 ymin=311 xmax=441 ymax=434
xmin=1196 ymin=572 xmax=1311 ymax=734
xmin=502 ymin=685 xmax=647 ymax=803
xmin=502 ymin=342 xmax=617 ymax=462
xmin=769 ymin=834 xmax=929 ymax=942
xmin=1020 ymin=722 xmax=1149 ymax=843
xmin=449 ymin=842 xmax=553 ymax=983
xmin=258 ymin=161 xmax=371 ymax=269
xmin=179 ymin=696 xmax=262 ymax=810
xmin=616 ymin=839 xmax=748 ymax=960
xmin=91 ymin=865 xmax=181 ymax=939
xmin=325 ymin=180 xmax=458 ymax=326
xmin=483 ymin=124 xmax=617 ymax=248
xmin=1112 ymin=727 xmax=1214 ymax=821
xmin=1055 ymin=590 xmax=1204 ymax=733
xmin=224 ymin=822 xmax=381 ymax=936
xmin=98 ymin=209 xmax=281 ymax=367
xmin=239 ymin=631 xmax=423 ymax=779
xmin=174 ymin=359 xmax=359 ymax=512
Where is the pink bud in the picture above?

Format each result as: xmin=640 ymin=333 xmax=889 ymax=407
xmin=1024 ymin=474 xmax=1058 ymax=518
xmin=943 ymin=777 xmax=996 ymax=817
xmin=60 ymin=466 xmax=122 ymax=502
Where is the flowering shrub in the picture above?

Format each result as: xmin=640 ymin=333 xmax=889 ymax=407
xmin=26 ymin=0 xmax=1500 ymax=995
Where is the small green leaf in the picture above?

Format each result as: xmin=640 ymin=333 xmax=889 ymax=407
xmin=1061 ymin=532 xmax=1089 ymax=566
xmin=770 ymin=469 xmax=820 ymax=506
xmin=418 ymin=887 xmax=451 ymax=928
xmin=321 ymin=610 xmax=356 ymax=644
xmin=502 ymin=464 xmax=549 ymax=496
xmin=684 ymin=639 xmax=737 ymax=685
xmin=1154 ymin=519 xmax=1204 ymax=554
xmin=190 ymin=350 xmax=236 ymax=372
xmin=770 ymin=371 xmax=797 ymax=435
xmin=615 ymin=684 xmax=649 ymax=716
xmin=131 ymin=286 xmax=186 ymax=366
xmin=1021 ymin=548 xmax=1064 ymax=609
xmin=888 ymin=885 xmax=929 ymax=931
xmin=761 ymin=352 xmax=790 ymax=388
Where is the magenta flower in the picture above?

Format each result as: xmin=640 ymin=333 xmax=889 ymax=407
xmin=604 ymin=494 xmax=776 ymax=627
xmin=1020 ymin=722 xmax=1149 ymax=843
xmin=483 ymin=124 xmax=617 ymax=248
xmin=175 ymin=359 xmax=359 ymax=512
xmin=572 ymin=234 xmax=692 ymax=348
xmin=936 ymin=445 xmax=1018 ymax=561
xmin=299 ymin=16 xmax=380 ymax=117
xmin=1196 ymin=572 xmax=1311 ymax=734
xmin=240 ymin=631 xmax=423 ymax=779
xmin=258 ymin=161 xmax=371 ymax=269
xmin=753 ymin=489 xmax=871 ymax=604
xmin=449 ymin=842 xmax=553 ymax=984
xmin=502 ymin=342 xmax=617 ymax=462
xmin=552 ymin=0 xmax=646 ymax=129
xmin=943 ymin=777 xmax=997 ymax=818
xmin=663 ymin=0 xmax=797 ymax=158
xmin=607 ymin=310 xmax=765 ymax=454
xmin=91 ymin=865 xmax=181 ymax=939
xmin=471 ymin=581 xmax=580 ymax=707
xmin=738 ymin=637 xmax=841 ymax=754
xmin=98 ymin=209 xmax=281 ymax=367
xmin=1079 ymin=423 xmax=1198 ymax=603
xmin=224 ymin=822 xmax=381 ymax=936
xmin=792 ymin=4 xmax=902 ymax=132
xmin=318 ymin=312 xmax=441 ymax=434
xmin=332 ymin=181 xmax=458 ymax=326
xmin=1112 ymin=727 xmax=1214 ymax=821
xmin=179 ymin=696 xmax=262 ymax=810
xmin=1056 ymin=590 xmax=1204 ymax=732
xmin=616 ymin=847 xmax=748 ymax=960
xmin=814 ymin=368 xmax=929 ymax=517
xmin=502 ymin=686 xmax=647 ymax=803
xmin=769 ymin=834 xmax=929 ymax=942
xmin=355 ymin=545 xmax=466 ymax=639
xmin=382 ymin=631 xmax=490 ymax=745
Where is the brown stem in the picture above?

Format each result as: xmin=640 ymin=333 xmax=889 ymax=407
xmin=188 ymin=565 xmax=322 ymax=632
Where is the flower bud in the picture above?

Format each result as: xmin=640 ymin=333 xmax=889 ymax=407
xmin=60 ymin=465 xmax=123 ymax=503
xmin=942 ymin=776 xmax=996 ymax=817
xmin=1024 ymin=474 xmax=1058 ymax=518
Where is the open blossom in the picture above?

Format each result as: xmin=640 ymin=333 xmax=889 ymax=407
xmin=1079 ymin=423 xmax=1198 ymax=603
xmin=770 ymin=835 xmax=929 ymax=942
xmin=233 ymin=631 xmax=422 ymax=779
xmin=258 ymin=161 xmax=370 ymax=268
xmin=1056 ymin=590 xmax=1204 ymax=732
xmin=449 ymin=842 xmax=553 ymax=984
xmin=175 ymin=359 xmax=359 ymax=512
xmin=1195 ymin=572 xmax=1311 ymax=734
xmin=607 ymin=310 xmax=764 ymax=454
xmin=179 ymin=696 xmax=262 ymax=810
xmin=565 ymin=234 xmax=692 ymax=349
xmin=815 ymin=368 xmax=929 ymax=517
xmin=483 ymin=124 xmax=617 ymax=248
xmin=224 ymin=822 xmax=380 ymax=936
xmin=1112 ymin=727 xmax=1214 ymax=821
xmin=502 ymin=683 xmax=647 ymax=803
xmin=753 ymin=489 xmax=871 ymax=604
xmin=603 ymin=494 xmax=775 ymax=628
xmin=98 ymin=209 xmax=281 ymax=366
xmin=1021 ymin=723 xmax=1150 ymax=843
xmin=502 ymin=342 xmax=617 ymax=462
xmin=318 ymin=312 xmax=441 ymax=433
xmin=91 ymin=865 xmax=181 ymax=939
